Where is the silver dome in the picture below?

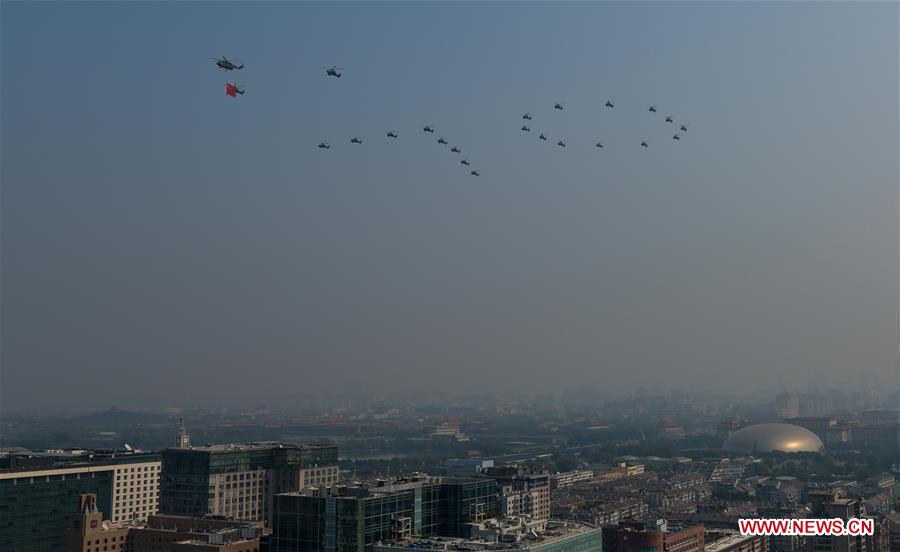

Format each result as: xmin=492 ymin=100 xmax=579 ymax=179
xmin=723 ymin=423 xmax=824 ymax=453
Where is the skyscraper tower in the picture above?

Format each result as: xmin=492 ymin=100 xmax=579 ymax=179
xmin=176 ymin=418 xmax=190 ymax=448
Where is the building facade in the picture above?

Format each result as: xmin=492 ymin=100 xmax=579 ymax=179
xmin=0 ymin=452 xmax=160 ymax=552
xmin=65 ymin=493 xmax=262 ymax=552
xmin=269 ymin=476 xmax=498 ymax=552
xmin=159 ymin=443 xmax=339 ymax=524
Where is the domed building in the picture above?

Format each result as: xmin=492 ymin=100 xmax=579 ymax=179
xmin=722 ymin=422 xmax=824 ymax=453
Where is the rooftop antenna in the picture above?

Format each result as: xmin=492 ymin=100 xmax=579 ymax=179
xmin=177 ymin=417 xmax=191 ymax=448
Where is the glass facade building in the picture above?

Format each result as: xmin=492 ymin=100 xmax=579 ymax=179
xmin=0 ymin=452 xmax=161 ymax=552
xmin=269 ymin=478 xmax=498 ymax=552
xmin=1 ymin=468 xmax=114 ymax=552
xmin=159 ymin=443 xmax=339 ymax=523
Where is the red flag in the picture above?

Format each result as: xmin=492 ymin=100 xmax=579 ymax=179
xmin=225 ymin=83 xmax=237 ymax=97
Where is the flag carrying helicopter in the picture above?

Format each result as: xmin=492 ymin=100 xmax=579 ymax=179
xmin=225 ymin=83 xmax=244 ymax=97
xmin=595 ymin=142 xmax=604 ymax=149
xmin=438 ymin=137 xmax=448 ymax=145
xmin=212 ymin=56 xmax=243 ymax=70
xmin=323 ymin=66 xmax=343 ymax=78
xmin=423 ymin=125 xmax=435 ymax=133
xmin=386 ymin=131 xmax=398 ymax=138
xmin=557 ymin=140 xmax=566 ymax=147
xmin=672 ymin=134 xmax=681 ymax=141
xmin=539 ymin=133 xmax=547 ymax=141
xmin=450 ymin=146 xmax=461 ymax=153
xmin=665 ymin=116 xmax=674 ymax=123
xmin=521 ymin=126 xmax=531 ymax=132
xmin=680 ymin=125 xmax=689 ymax=132
xmin=470 ymin=170 xmax=480 ymax=176
xmin=318 ymin=142 xmax=331 ymax=149
xmin=649 ymin=105 xmax=657 ymax=112
xmin=350 ymin=137 xmax=363 ymax=144
xmin=460 ymin=159 xmax=471 ymax=166
xmin=522 ymin=113 xmax=533 ymax=120
xmin=605 ymin=99 xmax=615 ymax=108
xmin=641 ymin=141 xmax=649 ymax=147
xmin=554 ymin=103 xmax=564 ymax=110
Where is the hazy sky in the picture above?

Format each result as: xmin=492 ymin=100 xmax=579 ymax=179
xmin=2 ymin=1 xmax=897 ymax=411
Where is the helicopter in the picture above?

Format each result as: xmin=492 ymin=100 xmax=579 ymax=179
xmin=225 ymin=83 xmax=245 ymax=97
xmin=212 ymin=56 xmax=243 ymax=70
xmin=386 ymin=131 xmax=398 ymax=138
xmin=522 ymin=113 xmax=533 ymax=120
xmin=450 ymin=146 xmax=461 ymax=153
xmin=680 ymin=124 xmax=689 ymax=132
xmin=470 ymin=170 xmax=480 ymax=176
xmin=324 ymin=66 xmax=343 ymax=78
xmin=672 ymin=134 xmax=681 ymax=141
xmin=438 ymin=137 xmax=448 ymax=145
xmin=665 ymin=116 xmax=674 ymax=123
xmin=595 ymin=142 xmax=604 ymax=149
xmin=318 ymin=142 xmax=331 ymax=149
xmin=649 ymin=105 xmax=657 ymax=113
xmin=350 ymin=137 xmax=363 ymax=144
xmin=423 ymin=125 xmax=435 ymax=133
xmin=605 ymin=99 xmax=615 ymax=108
xmin=539 ymin=133 xmax=547 ymax=141
xmin=554 ymin=102 xmax=564 ymax=110
xmin=557 ymin=140 xmax=566 ymax=147
xmin=460 ymin=159 xmax=471 ymax=166
xmin=521 ymin=125 xmax=530 ymax=132
xmin=641 ymin=141 xmax=649 ymax=147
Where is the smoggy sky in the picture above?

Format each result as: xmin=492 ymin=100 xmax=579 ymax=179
xmin=1 ymin=1 xmax=897 ymax=411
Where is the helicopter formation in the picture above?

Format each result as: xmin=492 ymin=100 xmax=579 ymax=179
xmin=217 ymin=58 xmax=693 ymax=175
xmin=518 ymin=100 xmax=691 ymax=149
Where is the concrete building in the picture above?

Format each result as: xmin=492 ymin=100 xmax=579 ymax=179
xmin=159 ymin=442 xmax=339 ymax=524
xmin=550 ymin=470 xmax=595 ymax=489
xmin=0 ymin=451 xmax=161 ymax=552
xmin=481 ymin=466 xmax=551 ymax=521
xmin=64 ymin=493 xmax=262 ymax=552
xmin=602 ymin=519 xmax=704 ymax=552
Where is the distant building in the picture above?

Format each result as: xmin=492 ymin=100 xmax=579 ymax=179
xmin=0 ymin=451 xmax=161 ymax=552
xmin=550 ymin=469 xmax=595 ymax=489
xmin=269 ymin=476 xmax=498 ymax=551
xmin=776 ymin=394 xmax=800 ymax=419
xmin=807 ymin=490 xmax=868 ymax=552
xmin=64 ymin=493 xmax=262 ymax=552
xmin=159 ymin=442 xmax=339 ymax=525
xmin=444 ymin=457 xmax=494 ymax=475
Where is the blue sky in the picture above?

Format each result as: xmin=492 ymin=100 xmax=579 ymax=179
xmin=2 ymin=1 xmax=898 ymax=410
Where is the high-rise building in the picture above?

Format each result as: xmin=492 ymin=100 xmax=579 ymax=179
xmin=159 ymin=442 xmax=339 ymax=524
xmin=0 ymin=451 xmax=161 ymax=552
xmin=269 ymin=476 xmax=498 ymax=552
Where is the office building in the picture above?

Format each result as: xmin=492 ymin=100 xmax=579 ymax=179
xmin=0 ymin=451 xmax=161 ymax=552
xmin=269 ymin=476 xmax=498 ymax=552
xmin=159 ymin=442 xmax=339 ymax=524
